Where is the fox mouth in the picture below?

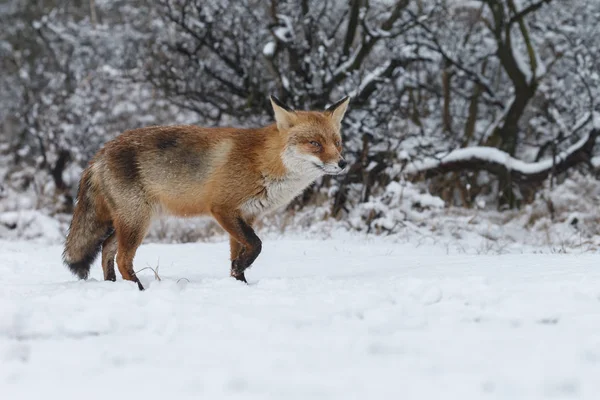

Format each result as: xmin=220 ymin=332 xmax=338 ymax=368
xmin=313 ymin=163 xmax=346 ymax=175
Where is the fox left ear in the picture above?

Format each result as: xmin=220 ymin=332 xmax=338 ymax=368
xmin=325 ymin=96 xmax=350 ymax=129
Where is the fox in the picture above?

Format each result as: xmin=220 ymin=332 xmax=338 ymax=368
xmin=62 ymin=95 xmax=350 ymax=290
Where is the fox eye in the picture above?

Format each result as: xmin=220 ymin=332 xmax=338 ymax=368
xmin=335 ymin=140 xmax=341 ymax=147
xmin=309 ymin=141 xmax=322 ymax=148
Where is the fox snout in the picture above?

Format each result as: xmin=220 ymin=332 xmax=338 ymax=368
xmin=319 ymin=157 xmax=349 ymax=175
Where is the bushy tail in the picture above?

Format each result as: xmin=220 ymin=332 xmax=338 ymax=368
xmin=63 ymin=168 xmax=111 ymax=280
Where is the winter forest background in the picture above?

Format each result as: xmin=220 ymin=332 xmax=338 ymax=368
xmin=2 ymin=0 xmax=600 ymax=250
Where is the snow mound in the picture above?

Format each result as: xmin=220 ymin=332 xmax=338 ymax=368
xmin=0 ymin=210 xmax=64 ymax=243
xmin=349 ymin=180 xmax=444 ymax=233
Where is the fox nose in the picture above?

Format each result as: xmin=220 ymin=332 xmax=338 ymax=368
xmin=338 ymin=159 xmax=348 ymax=169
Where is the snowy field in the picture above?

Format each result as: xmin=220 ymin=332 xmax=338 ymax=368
xmin=1 ymin=235 xmax=600 ymax=399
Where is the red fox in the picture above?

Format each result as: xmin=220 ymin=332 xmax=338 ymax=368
xmin=63 ymin=96 xmax=350 ymax=289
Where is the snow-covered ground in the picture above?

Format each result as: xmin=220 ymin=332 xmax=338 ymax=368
xmin=1 ymin=235 xmax=600 ymax=399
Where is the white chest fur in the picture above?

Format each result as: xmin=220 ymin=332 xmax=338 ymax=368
xmin=241 ymin=172 xmax=321 ymax=217
xmin=241 ymin=147 xmax=326 ymax=217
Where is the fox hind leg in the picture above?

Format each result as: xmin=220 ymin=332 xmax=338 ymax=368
xmin=101 ymin=230 xmax=117 ymax=281
xmin=114 ymin=216 xmax=150 ymax=291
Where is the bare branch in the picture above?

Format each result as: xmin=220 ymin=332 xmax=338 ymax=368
xmin=342 ymin=0 xmax=363 ymax=57
xmin=508 ymin=0 xmax=553 ymax=26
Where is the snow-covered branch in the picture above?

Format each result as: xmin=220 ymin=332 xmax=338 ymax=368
xmin=405 ymin=130 xmax=598 ymax=183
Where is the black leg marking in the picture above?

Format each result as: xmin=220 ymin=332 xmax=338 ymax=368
xmin=236 ymin=217 xmax=262 ymax=267
xmin=231 ymin=262 xmax=248 ymax=283
xmin=229 ymin=218 xmax=261 ymax=283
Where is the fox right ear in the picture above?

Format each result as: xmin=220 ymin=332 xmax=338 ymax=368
xmin=325 ymin=96 xmax=350 ymax=129
xmin=270 ymin=95 xmax=297 ymax=131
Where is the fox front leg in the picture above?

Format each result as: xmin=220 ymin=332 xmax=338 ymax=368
xmin=230 ymin=219 xmax=261 ymax=283
xmin=229 ymin=236 xmax=247 ymax=281
xmin=214 ymin=211 xmax=261 ymax=283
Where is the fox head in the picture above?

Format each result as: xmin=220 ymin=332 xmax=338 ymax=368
xmin=271 ymin=95 xmax=350 ymax=176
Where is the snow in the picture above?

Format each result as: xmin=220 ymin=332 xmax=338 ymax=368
xmin=273 ymin=14 xmax=294 ymax=43
xmin=262 ymin=42 xmax=275 ymax=57
xmin=349 ymin=61 xmax=391 ymax=98
xmin=2 ymin=236 xmax=600 ymax=399
xmin=448 ymin=0 xmax=482 ymax=9
xmin=0 ymin=211 xmax=64 ymax=243
xmin=593 ymin=111 xmax=600 ymax=129
xmin=332 ymin=45 xmax=362 ymax=77
xmin=512 ymin=44 xmax=533 ymax=83
xmin=405 ymin=130 xmax=592 ymax=175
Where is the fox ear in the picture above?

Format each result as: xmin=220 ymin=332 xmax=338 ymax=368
xmin=325 ymin=96 xmax=350 ymax=128
xmin=270 ymin=95 xmax=297 ymax=131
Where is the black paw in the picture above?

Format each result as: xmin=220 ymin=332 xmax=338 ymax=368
xmin=230 ymin=260 xmax=248 ymax=283
xmin=231 ymin=271 xmax=248 ymax=283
